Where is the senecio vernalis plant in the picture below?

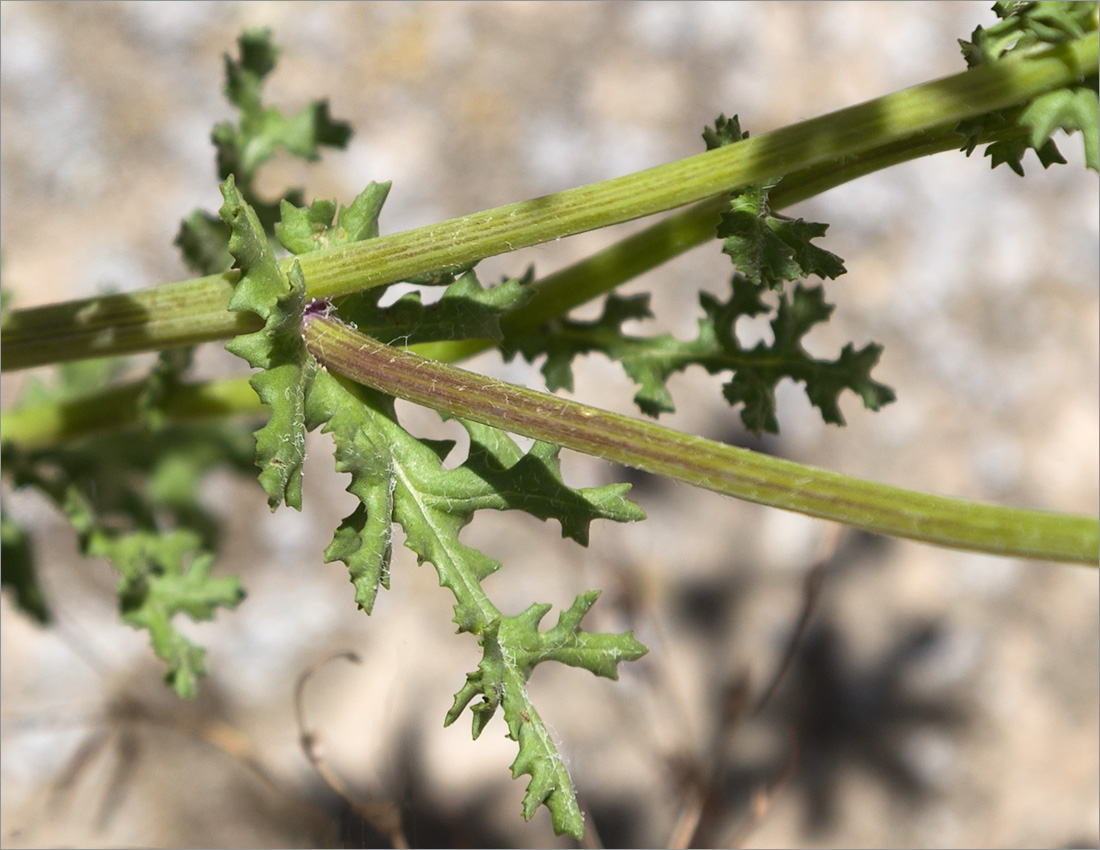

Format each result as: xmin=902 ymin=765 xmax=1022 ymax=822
xmin=1 ymin=3 xmax=1097 ymax=840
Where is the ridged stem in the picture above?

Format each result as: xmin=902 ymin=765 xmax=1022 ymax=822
xmin=303 ymin=313 xmax=1099 ymax=566
xmin=3 ymin=32 xmax=1095 ymax=371
xmin=0 ymin=127 xmax=996 ymax=448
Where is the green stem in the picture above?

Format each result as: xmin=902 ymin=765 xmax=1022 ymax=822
xmin=303 ymin=312 xmax=1099 ymax=566
xmin=3 ymin=32 xmax=1095 ymax=372
xmin=414 ymin=125 xmax=979 ymax=363
xmin=1 ymin=273 xmax=261 ymax=372
xmin=0 ymin=125 xmax=1006 ymax=450
xmin=0 ymin=377 xmax=261 ymax=451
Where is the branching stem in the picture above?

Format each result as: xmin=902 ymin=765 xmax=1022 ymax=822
xmin=3 ymin=32 xmax=1095 ymax=371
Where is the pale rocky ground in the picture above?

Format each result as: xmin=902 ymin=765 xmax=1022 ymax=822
xmin=1 ymin=3 xmax=1097 ymax=848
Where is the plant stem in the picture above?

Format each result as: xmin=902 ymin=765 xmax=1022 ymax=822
xmin=1 ymin=273 xmax=261 ymax=372
xmin=0 ymin=376 xmax=261 ymax=451
xmin=303 ymin=312 xmax=1099 ymax=566
xmin=3 ymin=32 xmax=1095 ymax=371
xmin=413 ymin=125 xmax=980 ymax=363
xmin=0 ymin=127 xmax=1014 ymax=450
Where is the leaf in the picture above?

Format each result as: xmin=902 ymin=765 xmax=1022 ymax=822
xmin=437 ymin=418 xmax=646 ymax=546
xmin=508 ymin=276 xmax=892 ymax=435
xmin=702 ymin=112 xmax=750 ymax=150
xmin=303 ymin=369 xmax=402 ymax=614
xmin=336 ymin=268 xmax=534 ymax=347
xmin=956 ymin=2 xmax=1099 ymax=173
xmin=303 ymin=368 xmax=644 ymax=837
xmin=720 ymin=283 xmax=895 ymax=434
xmin=1 ymin=511 xmax=49 ymax=624
xmin=980 ymin=129 xmax=1068 ymax=176
xmin=270 ymin=164 xmax=641 ymax=835
xmin=305 ymin=371 xmax=643 ymax=617
xmin=216 ymin=27 xmax=352 ymax=179
xmin=275 ymin=182 xmax=392 ymax=254
xmin=717 ymin=181 xmax=847 ymax=289
xmin=174 ymin=210 xmax=233 ymax=275
xmin=137 ymin=348 xmax=195 ymax=432
xmin=1019 ymin=85 xmax=1099 ymax=172
xmin=1 ymin=423 xmax=251 ymax=696
xmin=959 ymin=2 xmax=1095 ymax=68
xmin=446 ymin=591 xmax=646 ymax=839
xmin=506 ymin=122 xmax=887 ymax=436
xmin=220 ymin=175 xmax=310 ymax=510
xmin=175 ymin=27 xmax=354 ymax=271
xmin=511 ymin=292 xmax=657 ymax=396
xmin=109 ymin=529 xmax=244 ymax=700
xmin=275 ymin=186 xmax=531 ymax=346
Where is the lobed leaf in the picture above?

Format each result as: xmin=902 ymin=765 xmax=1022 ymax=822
xmin=717 ymin=180 xmax=846 ymax=289
xmin=301 ymin=358 xmax=644 ymax=838
xmin=137 ymin=348 xmax=196 ymax=432
xmin=175 ymin=27 xmax=353 ymax=273
xmin=0 ymin=512 xmax=49 ymax=624
xmin=957 ymin=1 xmax=1099 ymax=173
xmin=258 ymin=177 xmax=644 ymax=834
xmin=446 ymin=591 xmax=645 ymax=839
xmin=303 ymin=369 xmax=402 ymax=614
xmin=1018 ymin=85 xmax=1099 ymax=171
xmin=334 ymin=269 xmax=534 ymax=347
xmin=507 ymin=122 xmax=883 ymax=435
xmin=1 ymin=424 xmax=251 ymax=697
xmin=108 ymin=529 xmax=244 ymax=700
xmin=175 ymin=210 xmax=233 ymax=276
xmin=275 ymin=182 xmax=391 ymax=254
xmin=220 ymin=175 xmax=310 ymax=510
xmin=216 ymin=27 xmax=352 ymax=180
xmin=701 ymin=112 xmax=750 ymax=150
xmin=508 ymin=276 xmax=893 ymax=435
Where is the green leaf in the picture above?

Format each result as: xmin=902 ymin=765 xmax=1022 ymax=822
xmin=175 ymin=210 xmax=233 ymax=275
xmin=957 ymin=2 xmax=1099 ymax=173
xmin=1 ymin=511 xmax=49 ymax=624
xmin=275 ymin=182 xmax=392 ymax=254
xmin=980 ymin=129 xmax=1068 ymax=175
xmin=223 ymin=26 xmax=280 ymax=112
xmin=305 ymin=371 xmax=642 ymax=619
xmin=512 ymin=292 xmax=658 ymax=396
xmin=220 ymin=175 xmax=310 ymax=510
xmin=302 ymin=366 xmax=644 ymax=837
xmin=446 ymin=590 xmax=645 ymax=839
xmin=216 ymin=28 xmax=352 ymax=179
xmin=499 ymin=590 xmax=646 ymax=678
xmin=505 ymin=121 xmax=886 ymax=435
xmin=335 ymin=268 xmax=534 ymax=347
xmin=1019 ymin=84 xmax=1100 ymax=171
xmin=276 ymin=184 xmax=530 ymax=348
xmin=717 ymin=181 xmax=846 ymax=289
xmin=108 ymin=529 xmax=244 ymax=700
xmin=723 ymin=283 xmax=894 ymax=433
xmin=137 ymin=348 xmax=195 ymax=432
xmin=1 ymin=424 xmax=251 ymax=696
xmin=303 ymin=369 xmax=402 ymax=614
xmin=508 ymin=277 xmax=892 ymax=435
xmin=438 ymin=418 xmax=646 ymax=545
xmin=176 ymin=27 xmax=354 ymax=272
xmin=702 ymin=112 xmax=750 ymax=150
xmin=960 ymin=2 xmax=1096 ymax=68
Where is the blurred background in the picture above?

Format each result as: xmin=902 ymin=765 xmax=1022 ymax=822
xmin=1 ymin=2 xmax=1097 ymax=847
